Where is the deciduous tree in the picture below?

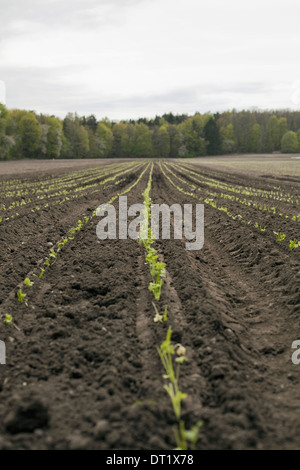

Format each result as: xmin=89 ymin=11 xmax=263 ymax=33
xmin=281 ymin=131 xmax=299 ymax=153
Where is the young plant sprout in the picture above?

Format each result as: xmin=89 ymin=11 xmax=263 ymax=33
xmin=17 ymin=289 xmax=27 ymax=306
xmin=24 ymin=277 xmax=34 ymax=287
xmin=289 ymin=239 xmax=299 ymax=250
xmin=139 ymin=164 xmax=167 ymax=301
xmin=4 ymin=314 xmax=13 ymax=325
xmin=274 ymin=232 xmax=286 ymax=243
xmin=174 ymin=420 xmax=203 ymax=451
xmin=152 ymin=303 xmax=168 ymax=323
xmin=39 ymin=268 xmax=45 ymax=279
xmin=157 ymin=326 xmax=188 ymax=420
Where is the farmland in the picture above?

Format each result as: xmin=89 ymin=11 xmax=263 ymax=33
xmin=0 ymin=155 xmax=299 ymax=450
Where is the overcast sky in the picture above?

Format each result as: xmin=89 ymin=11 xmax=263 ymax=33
xmin=0 ymin=0 xmax=300 ymax=120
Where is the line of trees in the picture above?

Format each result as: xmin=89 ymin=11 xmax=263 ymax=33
xmin=1 ymin=103 xmax=300 ymax=160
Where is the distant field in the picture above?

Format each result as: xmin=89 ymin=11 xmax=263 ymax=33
xmin=1 ymin=154 xmax=300 ymax=178
xmin=185 ymin=153 xmax=300 ymax=177
xmin=0 ymin=158 xmax=129 ymax=178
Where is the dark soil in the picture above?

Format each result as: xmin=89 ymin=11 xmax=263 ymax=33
xmin=0 ymin=159 xmax=299 ymax=450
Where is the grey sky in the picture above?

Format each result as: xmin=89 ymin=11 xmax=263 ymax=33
xmin=0 ymin=0 xmax=300 ymax=120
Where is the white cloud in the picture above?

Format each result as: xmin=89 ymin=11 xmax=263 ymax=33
xmin=0 ymin=0 xmax=300 ymax=119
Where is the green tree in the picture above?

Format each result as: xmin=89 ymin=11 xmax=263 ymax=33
xmin=112 ymin=122 xmax=132 ymax=157
xmin=178 ymin=116 xmax=206 ymax=156
xmin=167 ymin=125 xmax=181 ymax=158
xmin=0 ymin=103 xmax=8 ymax=120
xmin=278 ymin=117 xmax=288 ymax=141
xmin=268 ymin=115 xmax=280 ymax=151
xmin=204 ymin=117 xmax=221 ymax=155
xmin=45 ymin=116 xmax=63 ymax=158
xmin=81 ymin=114 xmax=98 ymax=133
xmin=231 ymin=110 xmax=255 ymax=153
xmin=19 ymin=113 xmax=42 ymax=158
xmin=152 ymin=125 xmax=170 ymax=157
xmin=97 ymin=121 xmax=113 ymax=157
xmin=86 ymin=128 xmax=106 ymax=158
xmin=0 ymin=135 xmax=15 ymax=160
xmin=251 ymin=123 xmax=262 ymax=152
xmin=0 ymin=105 xmax=15 ymax=160
xmin=63 ymin=113 xmax=89 ymax=158
xmin=39 ymin=124 xmax=50 ymax=157
xmin=132 ymin=123 xmax=153 ymax=157
xmin=221 ymin=123 xmax=236 ymax=153
xmin=6 ymin=109 xmax=28 ymax=136
xmin=281 ymin=131 xmax=299 ymax=153
xmin=5 ymin=109 xmax=30 ymax=158
xmin=122 ymin=123 xmax=135 ymax=157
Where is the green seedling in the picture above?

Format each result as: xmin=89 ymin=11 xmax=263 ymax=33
xmin=24 ymin=277 xmax=34 ymax=287
xmin=163 ymin=306 xmax=168 ymax=322
xmin=152 ymin=261 xmax=166 ymax=281
xmin=148 ymin=259 xmax=166 ymax=300
xmin=39 ymin=268 xmax=45 ymax=279
xmin=49 ymin=249 xmax=57 ymax=262
xmin=4 ymin=314 xmax=13 ymax=325
xmin=274 ymin=231 xmax=286 ymax=243
xmin=149 ymin=279 xmax=164 ymax=301
xmin=289 ymin=239 xmax=299 ymax=250
xmin=174 ymin=420 xmax=203 ymax=450
xmin=157 ymin=326 xmax=188 ymax=419
xmin=57 ymin=237 xmax=68 ymax=252
xmin=17 ymin=289 xmax=27 ymax=306
xmin=152 ymin=302 xmax=168 ymax=323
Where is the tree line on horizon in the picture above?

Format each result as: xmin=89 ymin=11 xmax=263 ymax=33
xmin=1 ymin=103 xmax=300 ymax=160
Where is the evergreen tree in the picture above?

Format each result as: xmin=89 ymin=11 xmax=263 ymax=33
xmin=204 ymin=117 xmax=221 ymax=155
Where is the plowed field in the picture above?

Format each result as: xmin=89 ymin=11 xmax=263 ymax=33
xmin=0 ymin=158 xmax=299 ymax=450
